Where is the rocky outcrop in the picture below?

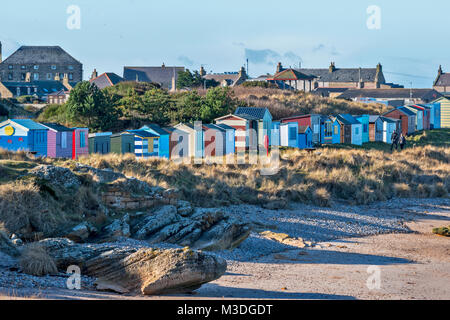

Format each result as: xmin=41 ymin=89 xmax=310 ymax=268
xmin=102 ymin=214 xmax=131 ymax=240
xmin=38 ymin=238 xmax=227 ymax=295
xmin=66 ymin=222 xmax=98 ymax=243
xmin=29 ymin=165 xmax=81 ymax=189
xmin=133 ymin=207 xmax=251 ymax=251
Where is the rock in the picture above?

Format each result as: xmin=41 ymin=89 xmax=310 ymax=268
xmin=85 ymin=247 xmax=227 ymax=295
xmin=29 ymin=165 xmax=81 ymax=189
xmin=134 ymin=207 xmax=251 ymax=251
xmin=66 ymin=222 xmax=97 ymax=243
xmin=260 ymin=231 xmax=306 ymax=248
xmin=103 ymin=214 xmax=131 ymax=239
xmin=39 ymin=238 xmax=227 ymax=295
xmin=0 ymin=231 xmax=19 ymax=257
xmin=134 ymin=206 xmax=179 ymax=240
xmin=176 ymin=200 xmax=194 ymax=217
xmin=262 ymin=200 xmax=288 ymax=210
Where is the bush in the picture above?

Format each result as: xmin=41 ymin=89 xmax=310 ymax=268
xmin=19 ymin=243 xmax=58 ymax=276
xmin=432 ymin=226 xmax=450 ymax=237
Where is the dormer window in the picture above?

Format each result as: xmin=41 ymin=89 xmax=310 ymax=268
xmin=51 ymin=65 xmax=57 ymax=70
xmin=21 ymin=66 xmax=26 ymax=70
xmin=68 ymin=65 xmax=74 ymax=70
xmin=8 ymin=65 xmax=13 ymax=70
xmin=34 ymin=65 xmax=39 ymax=70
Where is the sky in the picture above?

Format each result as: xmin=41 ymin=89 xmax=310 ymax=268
xmin=0 ymin=0 xmax=448 ymax=87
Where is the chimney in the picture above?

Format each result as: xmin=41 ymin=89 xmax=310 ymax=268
xmin=162 ymin=63 xmax=166 ymax=68
xmin=0 ymin=41 xmax=2 ymax=63
xmin=276 ymin=62 xmax=283 ymax=74
xmin=329 ymin=62 xmax=336 ymax=73
xmin=239 ymin=66 xmax=247 ymax=79
xmin=25 ymin=72 xmax=31 ymax=82
xmin=90 ymin=69 xmax=98 ymax=80
xmin=376 ymin=62 xmax=382 ymax=73
xmin=438 ymin=65 xmax=443 ymax=75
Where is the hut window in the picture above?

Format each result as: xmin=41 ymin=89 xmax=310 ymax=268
xmin=61 ymin=132 xmax=67 ymax=148
xmin=334 ymin=125 xmax=339 ymax=135
xmin=80 ymin=132 xmax=86 ymax=148
xmin=289 ymin=127 xmax=297 ymax=140
xmin=325 ymin=123 xmax=333 ymax=137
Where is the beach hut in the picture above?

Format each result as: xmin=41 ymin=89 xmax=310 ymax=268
xmin=426 ymin=102 xmax=441 ymax=129
xmin=140 ymin=124 xmax=170 ymax=159
xmin=89 ymin=132 xmax=112 ymax=154
xmin=127 ymin=129 xmax=159 ymax=159
xmin=214 ymin=124 xmax=236 ymax=155
xmin=0 ymin=119 xmax=48 ymax=156
xmin=163 ymin=127 xmax=190 ymax=159
xmin=271 ymin=121 xmax=281 ymax=146
xmin=72 ymin=128 xmax=89 ymax=159
xmin=413 ymin=105 xmax=431 ymax=130
xmin=280 ymin=122 xmax=298 ymax=148
xmin=281 ymin=114 xmax=322 ymax=145
xmin=41 ymin=123 xmax=73 ymax=158
xmin=234 ymin=107 xmax=273 ymax=147
xmin=174 ymin=123 xmax=204 ymax=159
xmin=383 ymin=107 xmax=416 ymax=135
xmin=298 ymin=126 xmax=313 ymax=149
xmin=321 ymin=116 xmax=340 ymax=144
xmin=368 ymin=116 xmax=379 ymax=142
xmin=336 ymin=114 xmax=362 ymax=146
xmin=375 ymin=116 xmax=401 ymax=143
xmin=404 ymin=106 xmax=423 ymax=131
xmin=429 ymin=97 xmax=449 ymax=128
xmin=110 ymin=133 xmax=135 ymax=155
xmin=355 ymin=115 xmax=370 ymax=143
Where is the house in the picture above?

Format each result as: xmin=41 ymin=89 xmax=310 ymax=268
xmin=375 ymin=117 xmax=401 ymax=143
xmin=0 ymin=119 xmax=48 ymax=156
xmin=298 ymin=126 xmax=313 ymax=149
xmin=335 ymin=114 xmax=362 ymax=145
xmin=0 ymin=44 xmax=82 ymax=83
xmin=215 ymin=107 xmax=272 ymax=152
xmin=203 ymin=67 xmax=248 ymax=87
xmin=90 ymin=70 xmax=124 ymax=89
xmin=140 ymin=124 xmax=170 ymax=159
xmin=271 ymin=62 xmax=399 ymax=92
xmin=430 ymin=96 xmax=450 ymax=128
xmin=174 ymin=123 xmax=204 ymax=159
xmin=383 ymin=107 xmax=416 ymax=135
xmin=110 ymin=133 xmax=135 ymax=155
xmin=433 ymin=65 xmax=450 ymax=94
xmin=337 ymin=88 xmax=442 ymax=106
xmin=355 ymin=115 xmax=370 ymax=143
xmin=0 ymin=78 xmax=75 ymax=101
xmin=163 ymin=126 xmax=190 ymax=159
xmin=127 ymin=129 xmax=159 ymax=159
xmin=47 ymin=90 xmax=69 ymax=105
xmin=88 ymin=132 xmax=112 ymax=154
xmin=368 ymin=116 xmax=379 ymax=142
xmin=123 ymin=64 xmax=185 ymax=91
xmin=281 ymin=114 xmax=322 ymax=144
xmin=404 ymin=105 xmax=423 ymax=131
xmin=321 ymin=116 xmax=341 ymax=144
xmin=41 ymin=123 xmax=73 ymax=158
xmin=72 ymin=128 xmax=89 ymax=159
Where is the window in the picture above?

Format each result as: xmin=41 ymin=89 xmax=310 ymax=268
xmin=334 ymin=125 xmax=339 ymax=135
xmin=59 ymin=73 xmax=64 ymax=79
xmin=21 ymin=73 xmax=26 ymax=81
xmin=68 ymin=65 xmax=74 ymax=70
xmin=68 ymin=73 xmax=73 ymax=80
xmin=33 ymin=65 xmax=39 ymax=70
xmin=8 ymin=65 xmax=13 ymax=70
xmin=47 ymin=73 xmax=52 ymax=80
xmin=33 ymin=73 xmax=39 ymax=81
xmin=355 ymin=127 xmax=359 ymax=135
xmin=289 ymin=127 xmax=297 ymax=140
xmin=61 ymin=132 xmax=67 ymax=148
xmin=363 ymin=124 xmax=368 ymax=133
xmin=8 ymin=73 xmax=13 ymax=80
xmin=325 ymin=122 xmax=332 ymax=137
xmin=51 ymin=65 xmax=57 ymax=70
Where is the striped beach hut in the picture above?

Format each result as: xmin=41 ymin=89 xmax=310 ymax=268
xmin=127 ymin=129 xmax=159 ymax=159
xmin=0 ymin=119 xmax=48 ymax=156
xmin=41 ymin=123 xmax=73 ymax=158
xmin=140 ymin=124 xmax=170 ymax=159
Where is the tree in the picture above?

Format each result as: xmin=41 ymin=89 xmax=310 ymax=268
xmin=176 ymin=69 xmax=202 ymax=89
xmin=200 ymin=87 xmax=237 ymax=123
xmin=66 ymin=81 xmax=121 ymax=131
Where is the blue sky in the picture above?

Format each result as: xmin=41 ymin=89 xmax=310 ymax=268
xmin=0 ymin=0 xmax=448 ymax=87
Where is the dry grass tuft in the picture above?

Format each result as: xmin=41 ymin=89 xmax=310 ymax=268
xmin=19 ymin=243 xmax=58 ymax=276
